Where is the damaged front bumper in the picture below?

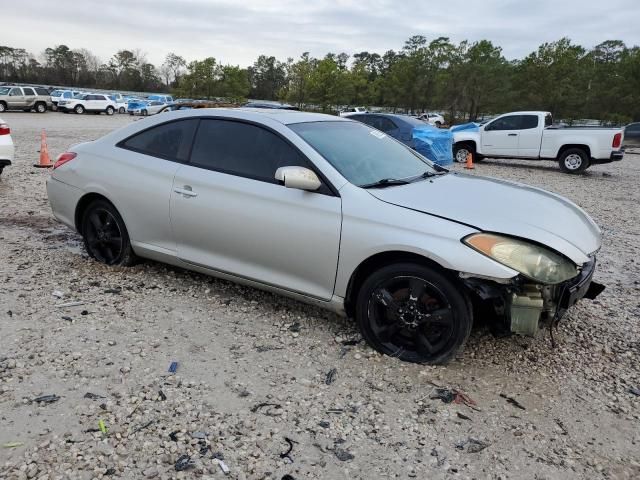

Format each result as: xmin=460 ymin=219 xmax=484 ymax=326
xmin=462 ymin=259 xmax=605 ymax=336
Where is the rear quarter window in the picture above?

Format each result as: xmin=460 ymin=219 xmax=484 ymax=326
xmin=118 ymin=119 xmax=199 ymax=162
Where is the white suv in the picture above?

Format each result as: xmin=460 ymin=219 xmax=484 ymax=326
xmin=57 ymin=94 xmax=117 ymax=115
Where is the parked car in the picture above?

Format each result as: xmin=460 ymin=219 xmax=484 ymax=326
xmin=57 ymin=93 xmax=117 ymax=115
xmin=50 ymin=89 xmax=82 ymax=108
xmin=129 ymin=101 xmax=167 ymax=116
xmin=0 ymin=86 xmax=52 ymax=113
xmin=157 ymin=104 xmax=193 ymax=113
xmin=46 ymin=109 xmax=604 ymax=364
xmin=623 ymin=122 xmax=640 ymax=148
xmin=147 ymin=94 xmax=173 ymax=104
xmin=244 ymin=100 xmax=299 ymax=110
xmin=339 ymin=106 xmax=368 ymax=117
xmin=0 ymin=117 xmax=14 ymax=175
xmin=349 ymin=113 xmax=429 ymax=147
xmin=417 ymin=112 xmax=445 ymax=126
xmin=108 ymin=95 xmax=128 ymax=114
xmin=452 ymin=111 xmax=625 ymax=173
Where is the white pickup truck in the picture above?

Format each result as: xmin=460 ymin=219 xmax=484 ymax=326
xmin=452 ymin=111 xmax=624 ymax=173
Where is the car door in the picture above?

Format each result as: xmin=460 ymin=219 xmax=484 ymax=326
xmin=115 ymin=119 xmax=199 ymax=253
xmin=22 ymin=87 xmax=36 ymax=108
xmin=170 ymin=118 xmax=342 ymax=300
xmin=95 ymin=95 xmax=108 ymax=111
xmin=517 ymin=114 xmax=542 ymax=157
xmin=8 ymin=88 xmax=25 ymax=109
xmin=481 ymin=115 xmax=522 ymax=156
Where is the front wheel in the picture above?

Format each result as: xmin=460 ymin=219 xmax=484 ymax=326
xmin=81 ymin=200 xmax=137 ymax=266
xmin=74 ymin=105 xmax=85 ymax=114
xmin=453 ymin=144 xmax=475 ymax=164
xmin=558 ymin=148 xmax=589 ymax=173
xmin=355 ymin=263 xmax=472 ymax=364
xmin=142 ymin=109 xmax=148 ymax=116
xmin=0 ymin=102 xmax=6 ymax=113
xmin=35 ymin=102 xmax=47 ymax=113
xmin=118 ymin=107 xmax=125 ymax=114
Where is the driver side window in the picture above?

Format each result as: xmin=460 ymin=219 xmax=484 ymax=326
xmin=486 ymin=115 xmax=521 ymax=131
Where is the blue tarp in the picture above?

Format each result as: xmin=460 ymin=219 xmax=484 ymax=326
xmin=412 ymin=126 xmax=453 ymax=166
xmin=450 ymin=122 xmax=480 ymax=133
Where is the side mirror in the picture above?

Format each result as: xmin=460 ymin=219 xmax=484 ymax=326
xmin=275 ymin=166 xmax=321 ymax=191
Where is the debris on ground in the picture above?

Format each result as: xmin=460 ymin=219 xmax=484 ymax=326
xmin=430 ymin=447 xmax=446 ymax=467
xmin=54 ymin=301 xmax=85 ymax=308
xmin=457 ymin=412 xmax=472 ymax=421
xmin=500 ymin=393 xmax=526 ymax=410
xmin=52 ymin=290 xmax=64 ymax=298
xmin=191 ymin=431 xmax=207 ymax=439
xmin=158 ymin=390 xmax=167 ymax=401
xmin=429 ymin=387 xmax=477 ymax=408
xmin=168 ymin=361 xmax=178 ymax=373
xmin=216 ymin=458 xmax=230 ymax=475
xmin=455 ymin=437 xmax=490 ymax=453
xmin=98 ymin=419 xmax=107 ymax=435
xmin=325 ymin=368 xmax=338 ymax=385
xmin=84 ymin=392 xmax=105 ymax=400
xmin=280 ymin=437 xmax=295 ymax=462
xmin=105 ymin=467 xmax=116 ymax=475
xmin=3 ymin=442 xmax=24 ymax=449
xmin=174 ymin=454 xmax=194 ymax=471
xmin=251 ymin=402 xmax=282 ymax=414
xmin=32 ymin=394 xmax=60 ymax=404
xmin=334 ymin=448 xmax=355 ymax=461
xmin=629 ymin=387 xmax=640 ymax=397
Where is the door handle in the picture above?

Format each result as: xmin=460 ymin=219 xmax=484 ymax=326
xmin=508 ymin=133 xmax=518 ymax=136
xmin=174 ymin=186 xmax=198 ymax=198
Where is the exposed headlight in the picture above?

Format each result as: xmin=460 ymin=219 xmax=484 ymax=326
xmin=464 ymin=233 xmax=577 ymax=284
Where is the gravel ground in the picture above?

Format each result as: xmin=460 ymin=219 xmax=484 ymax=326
xmin=1 ymin=112 xmax=639 ymax=480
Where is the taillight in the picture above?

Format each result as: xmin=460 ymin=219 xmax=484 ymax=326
xmin=612 ymin=132 xmax=622 ymax=148
xmin=53 ymin=152 xmax=77 ymax=169
xmin=0 ymin=123 xmax=10 ymax=135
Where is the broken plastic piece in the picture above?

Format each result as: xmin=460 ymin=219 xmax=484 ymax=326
xmin=175 ymin=454 xmax=193 ymax=471
xmin=629 ymin=387 xmax=640 ymax=397
xmin=33 ymin=394 xmax=60 ymax=404
xmin=98 ymin=419 xmax=107 ymax=435
xmin=325 ymin=368 xmax=337 ymax=385
xmin=500 ymin=393 xmax=526 ymax=410
xmin=168 ymin=361 xmax=178 ymax=373
xmin=158 ymin=390 xmax=167 ymax=401
xmin=216 ymin=458 xmax=230 ymax=475
xmin=84 ymin=392 xmax=105 ymax=400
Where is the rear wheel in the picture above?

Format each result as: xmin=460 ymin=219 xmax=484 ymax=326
xmin=106 ymin=106 xmax=115 ymax=115
xmin=81 ymin=200 xmax=137 ymax=266
xmin=74 ymin=104 xmax=85 ymax=114
xmin=355 ymin=263 xmax=472 ymax=364
xmin=558 ymin=148 xmax=589 ymax=173
xmin=0 ymin=102 xmax=6 ymax=113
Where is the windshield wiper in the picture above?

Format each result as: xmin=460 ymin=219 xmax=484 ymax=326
xmin=360 ymin=178 xmax=411 ymax=189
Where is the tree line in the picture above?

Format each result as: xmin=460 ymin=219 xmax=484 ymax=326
xmin=1 ymin=36 xmax=638 ymax=123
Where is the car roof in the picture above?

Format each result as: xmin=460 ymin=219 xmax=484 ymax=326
xmin=231 ymin=108 xmax=346 ymax=125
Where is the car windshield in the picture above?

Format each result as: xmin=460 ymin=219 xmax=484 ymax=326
xmin=290 ymin=121 xmax=435 ymax=187
xmin=74 ymin=94 xmax=86 ymax=99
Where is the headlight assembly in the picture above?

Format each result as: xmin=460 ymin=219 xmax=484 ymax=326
xmin=464 ymin=233 xmax=577 ymax=284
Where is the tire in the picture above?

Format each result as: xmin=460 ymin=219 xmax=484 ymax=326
xmin=355 ymin=263 xmax=472 ymax=364
xmin=74 ymin=104 xmax=85 ymax=114
xmin=435 ymin=121 xmax=442 ymax=127
xmin=81 ymin=199 xmax=137 ymax=266
xmin=142 ymin=109 xmax=148 ymax=116
xmin=119 ymin=107 xmax=125 ymax=114
xmin=558 ymin=148 xmax=589 ymax=173
xmin=106 ymin=106 xmax=115 ymax=116
xmin=35 ymin=102 xmax=47 ymax=113
xmin=0 ymin=102 xmax=6 ymax=113
xmin=453 ymin=143 xmax=475 ymax=164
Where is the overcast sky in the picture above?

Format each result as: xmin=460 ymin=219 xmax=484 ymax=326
xmin=4 ymin=0 xmax=639 ymax=66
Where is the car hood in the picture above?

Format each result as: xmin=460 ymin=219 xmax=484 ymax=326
xmin=368 ymin=173 xmax=601 ymax=265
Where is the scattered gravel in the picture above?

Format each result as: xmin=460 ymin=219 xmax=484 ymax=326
xmin=1 ymin=112 xmax=639 ymax=479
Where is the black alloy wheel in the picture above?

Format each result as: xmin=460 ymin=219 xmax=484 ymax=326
xmin=356 ymin=264 xmax=471 ymax=364
xmin=81 ymin=200 xmax=136 ymax=266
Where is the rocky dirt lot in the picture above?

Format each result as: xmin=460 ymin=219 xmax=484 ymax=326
xmin=1 ymin=112 xmax=639 ymax=480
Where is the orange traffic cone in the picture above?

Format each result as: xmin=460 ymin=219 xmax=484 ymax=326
xmin=464 ymin=151 xmax=474 ymax=170
xmin=34 ymin=129 xmax=54 ymax=168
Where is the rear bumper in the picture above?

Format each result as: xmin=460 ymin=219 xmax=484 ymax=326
xmin=591 ymin=150 xmax=624 ymax=164
xmin=46 ymin=177 xmax=84 ymax=230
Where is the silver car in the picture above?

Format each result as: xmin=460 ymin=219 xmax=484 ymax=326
xmin=46 ymin=109 xmax=604 ymax=364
